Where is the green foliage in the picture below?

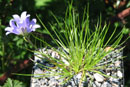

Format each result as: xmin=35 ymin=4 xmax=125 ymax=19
xmin=122 ymin=27 xmax=130 ymax=35
xmin=35 ymin=0 xmax=53 ymax=8
xmin=0 ymin=0 xmax=129 ymax=86
xmin=33 ymin=4 xmax=125 ymax=86
xmin=3 ymin=78 xmax=25 ymax=87
xmin=126 ymin=1 xmax=130 ymax=8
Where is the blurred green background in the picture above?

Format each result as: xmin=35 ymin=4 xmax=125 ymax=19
xmin=0 ymin=0 xmax=130 ymax=87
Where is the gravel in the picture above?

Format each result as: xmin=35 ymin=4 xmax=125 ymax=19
xmin=30 ymin=47 xmax=124 ymax=87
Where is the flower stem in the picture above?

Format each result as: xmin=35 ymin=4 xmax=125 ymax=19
xmin=24 ymin=36 xmax=37 ymax=49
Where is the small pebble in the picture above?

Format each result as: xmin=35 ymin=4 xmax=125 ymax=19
xmin=95 ymin=81 xmax=101 ymax=87
xmin=101 ymin=82 xmax=111 ymax=87
xmin=115 ymin=61 xmax=121 ymax=67
xmin=112 ymin=83 xmax=119 ymax=87
xmin=110 ymin=77 xmax=119 ymax=83
xmin=117 ymin=70 xmax=123 ymax=78
xmin=94 ymin=73 xmax=104 ymax=82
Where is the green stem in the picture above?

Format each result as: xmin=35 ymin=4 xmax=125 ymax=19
xmin=24 ymin=35 xmax=37 ymax=50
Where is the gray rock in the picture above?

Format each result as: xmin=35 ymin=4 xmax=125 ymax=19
xmin=101 ymin=82 xmax=111 ymax=87
xmin=110 ymin=77 xmax=119 ymax=83
xmin=94 ymin=73 xmax=104 ymax=82
xmin=117 ymin=70 xmax=123 ymax=78
xmin=115 ymin=61 xmax=121 ymax=67
xmin=112 ymin=83 xmax=119 ymax=87
xmin=94 ymin=81 xmax=101 ymax=87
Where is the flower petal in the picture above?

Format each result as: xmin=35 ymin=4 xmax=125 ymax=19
xmin=26 ymin=27 xmax=32 ymax=33
xmin=27 ymin=14 xmax=30 ymax=18
xmin=5 ymin=27 xmax=13 ymax=35
xmin=6 ymin=32 xmax=11 ymax=35
xmin=21 ymin=11 xmax=27 ymax=20
xmin=25 ymin=16 xmax=30 ymax=27
xmin=5 ymin=27 xmax=13 ymax=31
xmin=9 ymin=19 xmax=17 ymax=28
xmin=30 ymin=19 xmax=37 ymax=25
xmin=13 ymin=14 xmax=20 ymax=22
xmin=32 ymin=24 xmax=40 ymax=31
xmin=32 ymin=19 xmax=36 ymax=23
xmin=12 ymin=28 xmax=22 ymax=35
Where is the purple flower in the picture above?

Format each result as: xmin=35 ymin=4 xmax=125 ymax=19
xmin=5 ymin=11 xmax=40 ymax=35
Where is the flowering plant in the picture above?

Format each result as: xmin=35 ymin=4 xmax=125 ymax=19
xmin=5 ymin=5 xmax=126 ymax=86
xmin=5 ymin=11 xmax=40 ymax=36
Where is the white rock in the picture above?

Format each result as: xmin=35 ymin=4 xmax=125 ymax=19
xmin=121 ymin=85 xmax=124 ymax=87
xmin=107 ymin=73 xmax=110 ymax=76
xmin=52 ymin=51 xmax=56 ymax=58
xmin=67 ymin=85 xmax=72 ymax=87
xmin=115 ymin=61 xmax=121 ymax=67
xmin=94 ymin=73 xmax=104 ymax=82
xmin=117 ymin=70 xmax=123 ymax=78
xmin=30 ymin=83 xmax=35 ymax=87
xmin=95 ymin=81 xmax=101 ymax=86
xmin=92 ymin=83 xmax=97 ymax=87
xmin=109 ymin=77 xmax=119 ymax=83
xmin=34 ymin=68 xmax=43 ymax=74
xmin=76 ymin=73 xmax=82 ymax=79
xmin=112 ymin=83 xmax=118 ymax=87
xmin=44 ymin=79 xmax=48 ymax=82
xmin=101 ymin=82 xmax=111 ymax=87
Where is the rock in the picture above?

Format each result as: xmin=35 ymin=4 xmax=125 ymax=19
xmin=112 ymin=53 xmax=117 ymax=58
xmin=107 ymin=73 xmax=110 ymax=76
xmin=94 ymin=81 xmax=101 ymax=87
xmin=92 ymin=83 xmax=97 ymax=87
xmin=115 ymin=61 xmax=121 ymax=67
xmin=112 ymin=83 xmax=119 ymax=87
xmin=117 ymin=70 xmax=123 ymax=78
xmin=67 ymin=85 xmax=71 ymax=87
xmin=101 ymin=82 xmax=111 ymax=87
xmin=76 ymin=73 xmax=82 ymax=79
xmin=94 ymin=73 xmax=104 ymax=82
xmin=34 ymin=84 xmax=40 ymax=87
xmin=34 ymin=68 xmax=44 ymax=77
xmin=110 ymin=77 xmax=119 ymax=83
xmin=51 ymin=51 xmax=56 ymax=58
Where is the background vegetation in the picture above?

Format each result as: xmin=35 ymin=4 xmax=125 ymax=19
xmin=0 ymin=0 xmax=130 ymax=87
